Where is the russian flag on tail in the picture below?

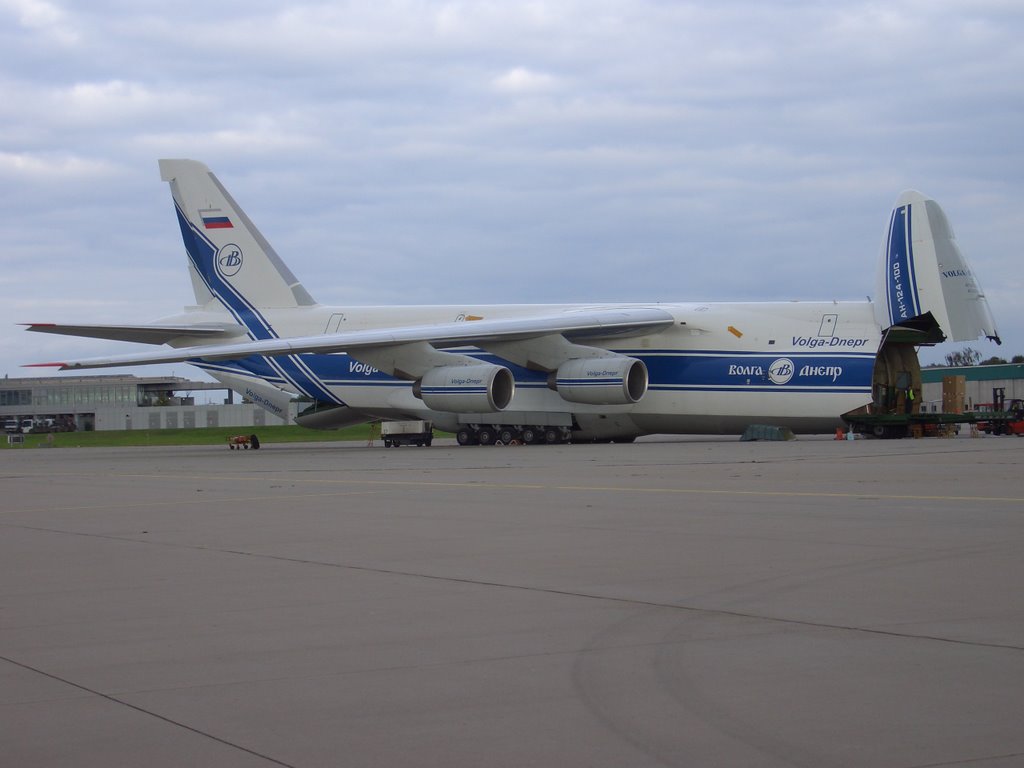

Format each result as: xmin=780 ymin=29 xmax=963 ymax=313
xmin=199 ymin=208 xmax=233 ymax=229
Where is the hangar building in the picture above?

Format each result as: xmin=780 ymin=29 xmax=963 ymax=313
xmin=1 ymin=374 xmax=298 ymax=432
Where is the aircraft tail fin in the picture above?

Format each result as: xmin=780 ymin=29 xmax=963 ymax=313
xmin=159 ymin=160 xmax=317 ymax=338
xmin=875 ymin=191 xmax=1000 ymax=344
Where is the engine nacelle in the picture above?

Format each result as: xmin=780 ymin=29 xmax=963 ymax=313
xmin=414 ymin=364 xmax=515 ymax=413
xmin=551 ymin=357 xmax=648 ymax=405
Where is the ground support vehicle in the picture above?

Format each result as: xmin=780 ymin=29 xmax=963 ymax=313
xmin=975 ymin=398 xmax=1024 ymax=435
xmin=227 ymin=434 xmax=261 ymax=449
xmin=381 ymin=420 xmax=433 ymax=447
xmin=844 ymin=409 xmax=1024 ymax=439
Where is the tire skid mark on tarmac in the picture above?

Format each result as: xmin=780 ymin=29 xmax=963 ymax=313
xmin=4 ymin=521 xmax=1024 ymax=654
xmin=5 ymin=469 xmax=1024 ymax=506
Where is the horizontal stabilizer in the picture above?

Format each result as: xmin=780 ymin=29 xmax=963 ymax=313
xmin=23 ymin=322 xmax=244 ymax=345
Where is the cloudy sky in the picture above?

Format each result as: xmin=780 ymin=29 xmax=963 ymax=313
xmin=2 ymin=0 xmax=1022 ymax=382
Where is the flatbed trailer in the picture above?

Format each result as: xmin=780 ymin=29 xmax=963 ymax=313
xmin=844 ymin=410 xmax=1024 ymax=439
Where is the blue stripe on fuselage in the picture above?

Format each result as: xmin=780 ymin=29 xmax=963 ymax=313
xmin=194 ymin=349 xmax=873 ymax=402
xmin=640 ymin=350 xmax=873 ymax=392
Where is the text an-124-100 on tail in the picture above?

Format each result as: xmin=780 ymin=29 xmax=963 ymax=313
xmin=24 ymin=159 xmax=1000 ymax=444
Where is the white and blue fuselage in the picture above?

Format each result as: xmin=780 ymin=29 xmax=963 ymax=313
xmin=188 ymin=300 xmax=880 ymax=436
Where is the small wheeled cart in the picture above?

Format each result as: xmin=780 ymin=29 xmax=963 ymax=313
xmin=227 ymin=434 xmax=261 ymax=450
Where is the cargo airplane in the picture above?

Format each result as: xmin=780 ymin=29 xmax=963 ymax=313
xmin=25 ymin=159 xmax=1000 ymax=444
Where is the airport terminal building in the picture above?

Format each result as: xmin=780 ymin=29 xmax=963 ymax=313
xmin=1 ymin=374 xmax=298 ymax=432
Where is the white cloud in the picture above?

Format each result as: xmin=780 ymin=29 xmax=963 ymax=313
xmin=2 ymin=0 xmax=63 ymax=28
xmin=0 ymin=151 xmax=116 ymax=179
xmin=136 ymin=123 xmax=321 ymax=158
xmin=491 ymin=66 xmax=559 ymax=94
xmin=0 ymin=0 xmax=1021 ymax=373
xmin=0 ymin=0 xmax=77 ymax=42
xmin=65 ymin=80 xmax=156 ymax=116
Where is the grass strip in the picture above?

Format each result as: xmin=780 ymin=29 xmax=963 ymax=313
xmin=1 ymin=423 xmax=399 ymax=449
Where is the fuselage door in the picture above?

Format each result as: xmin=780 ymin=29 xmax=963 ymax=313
xmin=818 ymin=314 xmax=838 ymax=338
xmin=324 ymin=313 xmax=346 ymax=335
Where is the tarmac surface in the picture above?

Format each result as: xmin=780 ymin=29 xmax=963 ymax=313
xmin=2 ymin=434 xmax=1023 ymax=768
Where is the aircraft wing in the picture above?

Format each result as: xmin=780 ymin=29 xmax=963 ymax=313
xmin=31 ymin=307 xmax=676 ymax=371
xmin=23 ymin=323 xmax=243 ymax=345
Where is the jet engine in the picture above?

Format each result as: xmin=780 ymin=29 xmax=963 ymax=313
xmin=551 ymin=357 xmax=648 ymax=405
xmin=414 ymin=364 xmax=515 ymax=413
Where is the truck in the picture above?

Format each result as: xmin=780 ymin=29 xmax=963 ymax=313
xmin=4 ymin=417 xmax=34 ymax=434
xmin=381 ymin=420 xmax=434 ymax=447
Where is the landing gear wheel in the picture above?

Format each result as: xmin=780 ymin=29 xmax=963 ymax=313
xmin=250 ymin=434 xmax=260 ymax=450
xmin=456 ymin=428 xmax=477 ymax=446
xmin=477 ymin=427 xmax=497 ymax=446
xmin=544 ymin=427 xmax=562 ymax=444
xmin=521 ymin=427 xmax=539 ymax=445
xmin=498 ymin=428 xmax=518 ymax=445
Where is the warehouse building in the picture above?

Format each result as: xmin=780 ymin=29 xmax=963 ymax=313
xmin=1 ymin=374 xmax=298 ymax=432
xmin=920 ymin=363 xmax=1024 ymax=412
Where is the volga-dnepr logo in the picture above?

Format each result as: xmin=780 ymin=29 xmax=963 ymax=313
xmin=768 ymin=358 xmax=795 ymax=385
xmin=727 ymin=356 xmax=844 ymax=385
xmin=727 ymin=358 xmax=795 ymax=385
xmin=216 ymin=244 xmax=244 ymax=278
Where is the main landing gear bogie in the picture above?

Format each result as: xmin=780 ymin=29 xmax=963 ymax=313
xmin=457 ymin=424 xmax=570 ymax=446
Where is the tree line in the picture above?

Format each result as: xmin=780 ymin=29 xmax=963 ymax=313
xmin=938 ymin=347 xmax=1024 ymax=367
